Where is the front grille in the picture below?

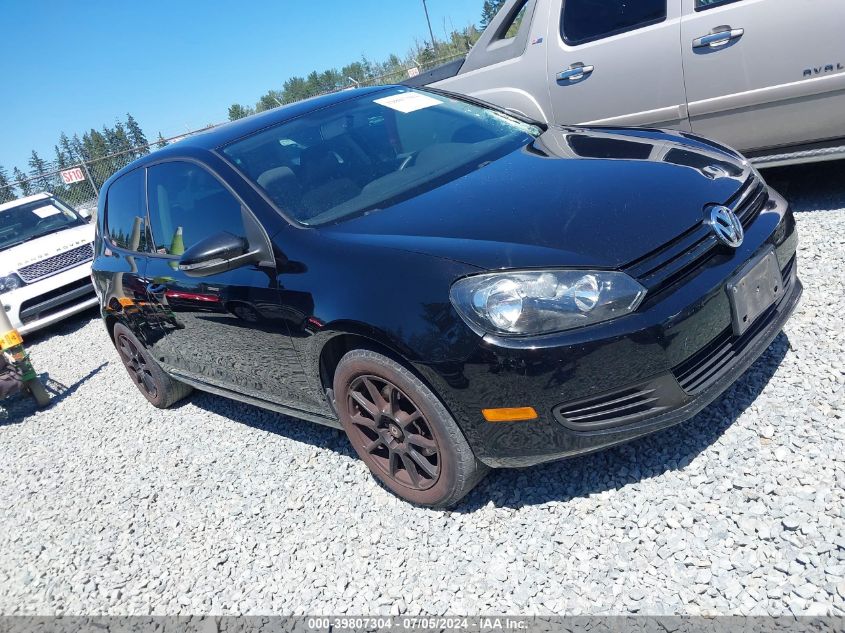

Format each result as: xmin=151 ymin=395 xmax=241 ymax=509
xmin=624 ymin=176 xmax=768 ymax=295
xmin=672 ymin=255 xmax=795 ymax=395
xmin=17 ymin=243 xmax=94 ymax=283
xmin=553 ymin=376 xmax=681 ymax=431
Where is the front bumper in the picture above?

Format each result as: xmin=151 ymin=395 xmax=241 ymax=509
xmin=420 ymin=189 xmax=801 ymax=468
xmin=2 ymin=263 xmax=98 ymax=335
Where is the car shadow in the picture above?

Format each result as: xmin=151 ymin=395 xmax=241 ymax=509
xmin=763 ymin=159 xmax=845 ymax=213
xmin=190 ymin=332 xmax=790 ymax=511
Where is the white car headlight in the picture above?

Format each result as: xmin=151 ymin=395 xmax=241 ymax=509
xmin=450 ymin=270 xmax=646 ymax=336
xmin=0 ymin=273 xmax=24 ymax=294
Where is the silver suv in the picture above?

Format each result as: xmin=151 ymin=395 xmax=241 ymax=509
xmin=418 ymin=0 xmax=845 ymax=167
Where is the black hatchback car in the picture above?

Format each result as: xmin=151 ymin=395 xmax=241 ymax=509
xmin=92 ymin=86 xmax=800 ymax=507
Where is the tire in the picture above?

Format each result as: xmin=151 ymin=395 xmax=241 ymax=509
xmin=334 ymin=349 xmax=487 ymax=508
xmin=112 ymin=323 xmax=193 ymax=409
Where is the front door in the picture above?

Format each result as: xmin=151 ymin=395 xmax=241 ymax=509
xmin=546 ymin=0 xmax=689 ymax=129
xmin=680 ymin=0 xmax=845 ymax=152
xmin=141 ymin=160 xmax=305 ymax=408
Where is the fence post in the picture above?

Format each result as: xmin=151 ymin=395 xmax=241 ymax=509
xmin=80 ymin=160 xmax=99 ymax=197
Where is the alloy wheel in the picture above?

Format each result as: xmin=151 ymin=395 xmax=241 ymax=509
xmin=346 ymin=374 xmax=441 ymax=490
xmin=116 ymin=334 xmax=158 ymax=398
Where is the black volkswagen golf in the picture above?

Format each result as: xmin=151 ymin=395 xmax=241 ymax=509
xmin=92 ymin=86 xmax=800 ymax=507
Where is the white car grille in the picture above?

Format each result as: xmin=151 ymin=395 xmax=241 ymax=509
xmin=17 ymin=243 xmax=95 ymax=283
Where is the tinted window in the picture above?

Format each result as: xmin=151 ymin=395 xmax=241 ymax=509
xmin=105 ymin=169 xmax=151 ymax=251
xmin=223 ymin=88 xmax=541 ymax=226
xmin=562 ymin=0 xmax=666 ymax=44
xmin=695 ymin=0 xmax=742 ymax=10
xmin=147 ymin=162 xmax=245 ymax=255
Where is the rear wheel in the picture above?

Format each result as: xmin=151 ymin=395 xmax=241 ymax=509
xmin=334 ymin=349 xmax=486 ymax=508
xmin=112 ymin=323 xmax=192 ymax=408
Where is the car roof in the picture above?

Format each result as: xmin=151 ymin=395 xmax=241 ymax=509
xmin=0 ymin=192 xmax=53 ymax=213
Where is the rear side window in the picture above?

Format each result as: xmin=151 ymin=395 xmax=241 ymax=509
xmin=496 ymin=0 xmax=529 ymax=40
xmin=146 ymin=161 xmax=245 ymax=255
xmin=695 ymin=0 xmax=742 ymax=10
xmin=562 ymin=0 xmax=666 ymax=45
xmin=105 ymin=169 xmax=151 ymax=251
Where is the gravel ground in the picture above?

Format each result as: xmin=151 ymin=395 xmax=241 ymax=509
xmin=0 ymin=163 xmax=844 ymax=616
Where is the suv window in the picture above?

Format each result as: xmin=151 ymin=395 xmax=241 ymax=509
xmin=147 ymin=161 xmax=245 ymax=256
xmin=496 ymin=0 xmax=529 ymax=40
xmin=105 ymin=169 xmax=151 ymax=251
xmin=562 ymin=0 xmax=666 ymax=45
xmin=695 ymin=0 xmax=741 ymax=10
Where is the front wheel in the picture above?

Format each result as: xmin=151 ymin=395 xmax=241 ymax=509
xmin=112 ymin=323 xmax=193 ymax=409
xmin=334 ymin=349 xmax=487 ymax=508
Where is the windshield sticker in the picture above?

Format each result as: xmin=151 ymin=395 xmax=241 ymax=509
xmin=374 ymin=92 xmax=442 ymax=114
xmin=31 ymin=205 xmax=61 ymax=219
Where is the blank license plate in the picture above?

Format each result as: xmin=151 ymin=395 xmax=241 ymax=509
xmin=726 ymin=248 xmax=782 ymax=336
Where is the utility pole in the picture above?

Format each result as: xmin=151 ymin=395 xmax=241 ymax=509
xmin=422 ymin=0 xmax=437 ymax=49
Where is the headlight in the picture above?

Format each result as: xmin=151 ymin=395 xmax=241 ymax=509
xmin=450 ymin=270 xmax=646 ymax=336
xmin=0 ymin=273 xmax=24 ymax=294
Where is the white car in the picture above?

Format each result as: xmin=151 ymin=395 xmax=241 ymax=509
xmin=0 ymin=192 xmax=97 ymax=335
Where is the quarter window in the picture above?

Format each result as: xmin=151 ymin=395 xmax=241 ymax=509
xmin=562 ymin=0 xmax=666 ymax=45
xmin=497 ymin=0 xmax=529 ymax=40
xmin=105 ymin=169 xmax=151 ymax=251
xmin=146 ymin=162 xmax=245 ymax=256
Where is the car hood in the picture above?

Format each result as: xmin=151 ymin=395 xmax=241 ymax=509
xmin=323 ymin=127 xmax=753 ymax=270
xmin=0 ymin=223 xmax=94 ymax=273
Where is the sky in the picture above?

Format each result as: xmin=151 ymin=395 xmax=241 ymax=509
xmin=0 ymin=0 xmax=483 ymax=173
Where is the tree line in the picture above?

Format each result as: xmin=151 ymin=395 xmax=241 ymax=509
xmin=226 ymin=23 xmax=483 ymax=121
xmin=0 ymin=114 xmax=171 ymax=204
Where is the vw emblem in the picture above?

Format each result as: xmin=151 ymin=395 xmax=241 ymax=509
xmin=708 ymin=205 xmax=744 ymax=248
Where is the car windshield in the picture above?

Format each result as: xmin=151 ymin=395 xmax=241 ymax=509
xmin=222 ymin=88 xmax=542 ymax=226
xmin=0 ymin=198 xmax=85 ymax=250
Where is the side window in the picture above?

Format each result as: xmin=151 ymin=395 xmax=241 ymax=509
xmin=105 ymin=169 xmax=151 ymax=251
xmin=496 ymin=0 xmax=529 ymax=40
xmin=695 ymin=0 xmax=741 ymax=10
xmin=147 ymin=161 xmax=245 ymax=256
xmin=562 ymin=0 xmax=666 ymax=45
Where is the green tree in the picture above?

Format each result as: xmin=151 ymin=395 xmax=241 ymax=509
xmin=27 ymin=150 xmax=50 ymax=192
xmin=481 ymin=0 xmax=507 ymax=28
xmin=125 ymin=113 xmax=148 ymax=152
xmin=0 ymin=165 xmax=15 ymax=203
xmin=256 ymin=90 xmax=285 ymax=112
xmin=227 ymin=103 xmax=254 ymax=121
xmin=156 ymin=132 xmax=168 ymax=149
xmin=13 ymin=167 xmax=32 ymax=196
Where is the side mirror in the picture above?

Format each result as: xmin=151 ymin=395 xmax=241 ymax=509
xmin=178 ymin=232 xmax=259 ymax=277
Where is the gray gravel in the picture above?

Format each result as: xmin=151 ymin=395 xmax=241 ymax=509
xmin=0 ymin=164 xmax=844 ymax=616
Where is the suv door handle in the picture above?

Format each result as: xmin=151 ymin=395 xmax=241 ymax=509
xmin=693 ymin=27 xmax=744 ymax=49
xmin=557 ymin=63 xmax=594 ymax=82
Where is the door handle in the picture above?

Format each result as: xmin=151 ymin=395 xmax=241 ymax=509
xmin=557 ymin=63 xmax=594 ymax=82
xmin=693 ymin=27 xmax=744 ymax=49
xmin=146 ymin=283 xmax=167 ymax=295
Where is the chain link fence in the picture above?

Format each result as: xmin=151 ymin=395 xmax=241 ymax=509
xmin=0 ymin=51 xmax=467 ymax=214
